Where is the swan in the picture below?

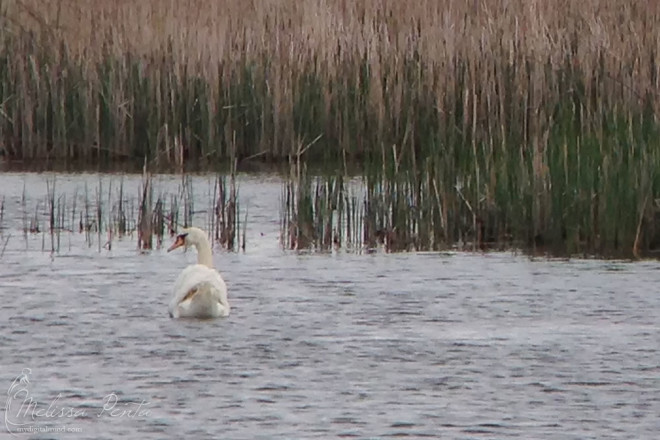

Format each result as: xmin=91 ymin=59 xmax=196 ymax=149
xmin=167 ymin=227 xmax=230 ymax=318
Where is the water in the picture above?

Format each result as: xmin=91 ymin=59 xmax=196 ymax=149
xmin=0 ymin=172 xmax=659 ymax=439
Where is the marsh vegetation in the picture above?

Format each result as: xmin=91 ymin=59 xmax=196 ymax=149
xmin=1 ymin=171 xmax=243 ymax=254
xmin=2 ymin=1 xmax=660 ymax=257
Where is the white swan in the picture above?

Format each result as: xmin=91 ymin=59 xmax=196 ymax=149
xmin=167 ymin=227 xmax=230 ymax=318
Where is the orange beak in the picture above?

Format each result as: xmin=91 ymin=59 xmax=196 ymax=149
xmin=167 ymin=235 xmax=186 ymax=252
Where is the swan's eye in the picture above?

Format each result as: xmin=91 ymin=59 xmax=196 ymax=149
xmin=167 ymin=233 xmax=189 ymax=252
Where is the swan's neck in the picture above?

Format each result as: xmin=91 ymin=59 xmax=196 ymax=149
xmin=194 ymin=240 xmax=214 ymax=268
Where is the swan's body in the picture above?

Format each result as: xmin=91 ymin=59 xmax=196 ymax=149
xmin=167 ymin=227 xmax=230 ymax=319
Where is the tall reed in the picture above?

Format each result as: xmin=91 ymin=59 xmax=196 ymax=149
xmin=5 ymin=1 xmax=660 ymax=256
xmin=212 ymin=174 xmax=239 ymax=251
xmin=281 ymin=161 xmax=364 ymax=251
xmin=1 ymin=1 xmax=657 ymax=165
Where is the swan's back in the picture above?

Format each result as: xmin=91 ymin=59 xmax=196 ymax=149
xmin=169 ymin=264 xmax=229 ymax=318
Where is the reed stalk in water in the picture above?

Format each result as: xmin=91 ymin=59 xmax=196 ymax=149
xmin=137 ymin=172 xmax=153 ymax=250
xmin=0 ymin=196 xmax=4 ymax=233
xmin=4 ymin=174 xmax=238 ymax=252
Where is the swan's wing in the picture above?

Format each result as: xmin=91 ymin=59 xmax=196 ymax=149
xmin=170 ymin=264 xmax=228 ymax=310
xmin=171 ymin=265 xmax=197 ymax=302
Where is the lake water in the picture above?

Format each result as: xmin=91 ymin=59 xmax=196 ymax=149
xmin=0 ymin=172 xmax=659 ymax=439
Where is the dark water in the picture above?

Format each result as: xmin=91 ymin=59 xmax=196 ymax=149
xmin=0 ymin=173 xmax=659 ymax=439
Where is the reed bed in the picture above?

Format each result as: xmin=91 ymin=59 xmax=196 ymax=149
xmin=282 ymin=156 xmax=660 ymax=257
xmin=10 ymin=173 xmax=243 ymax=253
xmin=4 ymin=0 xmax=660 ymax=256
xmin=281 ymin=163 xmax=363 ymax=252
xmin=1 ymin=1 xmax=658 ymax=165
xmin=210 ymin=173 xmax=241 ymax=251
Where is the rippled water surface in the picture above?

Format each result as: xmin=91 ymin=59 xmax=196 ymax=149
xmin=0 ymin=172 xmax=659 ymax=439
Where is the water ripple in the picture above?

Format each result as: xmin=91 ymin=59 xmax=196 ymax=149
xmin=0 ymin=174 xmax=659 ymax=438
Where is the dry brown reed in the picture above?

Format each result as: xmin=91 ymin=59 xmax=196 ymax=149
xmin=1 ymin=0 xmax=658 ymax=164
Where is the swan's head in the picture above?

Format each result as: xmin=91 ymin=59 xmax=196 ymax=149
xmin=167 ymin=227 xmax=207 ymax=252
